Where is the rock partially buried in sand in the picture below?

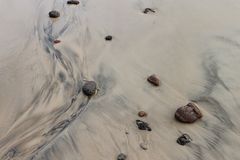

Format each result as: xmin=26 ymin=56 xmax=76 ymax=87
xmin=177 ymin=134 xmax=192 ymax=145
xmin=147 ymin=74 xmax=160 ymax=86
xmin=49 ymin=10 xmax=60 ymax=18
xmin=175 ymin=102 xmax=202 ymax=123
xmin=117 ymin=153 xmax=127 ymax=160
xmin=140 ymin=143 xmax=148 ymax=150
xmin=67 ymin=0 xmax=80 ymax=5
xmin=82 ymin=81 xmax=97 ymax=97
xmin=138 ymin=111 xmax=147 ymax=117
xmin=53 ymin=40 xmax=61 ymax=44
xmin=143 ymin=8 xmax=155 ymax=14
xmin=136 ymin=120 xmax=152 ymax=131
xmin=105 ymin=35 xmax=113 ymax=41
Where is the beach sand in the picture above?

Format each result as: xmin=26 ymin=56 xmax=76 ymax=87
xmin=0 ymin=0 xmax=240 ymax=159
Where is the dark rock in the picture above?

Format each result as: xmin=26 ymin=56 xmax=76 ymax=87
xmin=82 ymin=81 xmax=97 ymax=97
xmin=177 ymin=134 xmax=192 ymax=145
xmin=105 ymin=35 xmax=113 ymax=41
xmin=53 ymin=40 xmax=61 ymax=44
xmin=147 ymin=74 xmax=160 ymax=86
xmin=138 ymin=111 xmax=147 ymax=117
xmin=136 ymin=120 xmax=152 ymax=131
xmin=67 ymin=0 xmax=80 ymax=5
xmin=143 ymin=8 xmax=155 ymax=14
xmin=117 ymin=153 xmax=127 ymax=160
xmin=175 ymin=102 xmax=202 ymax=123
xmin=49 ymin=10 xmax=60 ymax=18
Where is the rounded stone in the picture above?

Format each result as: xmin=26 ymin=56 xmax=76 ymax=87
xmin=82 ymin=81 xmax=97 ymax=97
xmin=117 ymin=153 xmax=127 ymax=160
xmin=49 ymin=10 xmax=60 ymax=18
xmin=138 ymin=111 xmax=147 ymax=117
xmin=67 ymin=0 xmax=80 ymax=5
xmin=105 ymin=35 xmax=113 ymax=41
xmin=175 ymin=102 xmax=202 ymax=123
xmin=140 ymin=143 xmax=148 ymax=150
xmin=147 ymin=74 xmax=160 ymax=86
xmin=176 ymin=134 xmax=192 ymax=145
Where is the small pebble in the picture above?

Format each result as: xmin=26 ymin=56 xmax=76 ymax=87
xmin=147 ymin=74 xmax=160 ymax=86
xmin=82 ymin=81 xmax=97 ymax=97
xmin=175 ymin=102 xmax=202 ymax=123
xmin=136 ymin=120 xmax=152 ymax=131
xmin=177 ymin=134 xmax=192 ymax=145
xmin=138 ymin=111 xmax=147 ymax=117
xmin=49 ymin=10 xmax=60 ymax=18
xmin=117 ymin=153 xmax=127 ymax=160
xmin=143 ymin=8 xmax=155 ymax=14
xmin=140 ymin=143 xmax=148 ymax=150
xmin=53 ymin=40 xmax=61 ymax=44
xmin=105 ymin=35 xmax=113 ymax=41
xmin=67 ymin=0 xmax=80 ymax=5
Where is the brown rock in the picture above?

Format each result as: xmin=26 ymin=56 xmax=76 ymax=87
xmin=49 ymin=10 xmax=60 ymax=18
xmin=53 ymin=40 xmax=61 ymax=44
xmin=147 ymin=74 xmax=160 ymax=86
xmin=175 ymin=102 xmax=202 ymax=123
xmin=138 ymin=111 xmax=147 ymax=117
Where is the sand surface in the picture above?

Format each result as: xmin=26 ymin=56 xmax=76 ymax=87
xmin=1 ymin=0 xmax=240 ymax=159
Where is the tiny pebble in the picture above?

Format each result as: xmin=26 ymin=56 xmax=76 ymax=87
xmin=67 ymin=0 xmax=80 ymax=5
xmin=53 ymin=40 xmax=61 ymax=44
xmin=136 ymin=120 xmax=152 ymax=131
xmin=138 ymin=111 xmax=147 ymax=117
xmin=105 ymin=35 xmax=113 ymax=41
xmin=49 ymin=10 xmax=60 ymax=18
xmin=147 ymin=74 xmax=160 ymax=86
xmin=177 ymin=134 xmax=192 ymax=146
xmin=117 ymin=153 xmax=127 ymax=160
xmin=140 ymin=143 xmax=148 ymax=150
xmin=143 ymin=8 xmax=155 ymax=14
xmin=82 ymin=81 xmax=97 ymax=97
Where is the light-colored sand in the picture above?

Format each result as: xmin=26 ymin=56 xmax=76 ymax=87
xmin=1 ymin=0 xmax=240 ymax=159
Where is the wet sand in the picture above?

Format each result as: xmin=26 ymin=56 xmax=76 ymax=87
xmin=1 ymin=0 xmax=240 ymax=159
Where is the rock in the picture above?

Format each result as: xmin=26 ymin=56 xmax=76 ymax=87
xmin=136 ymin=120 xmax=152 ymax=131
xmin=175 ymin=102 xmax=202 ymax=123
xmin=49 ymin=10 xmax=60 ymax=18
xmin=140 ymin=143 xmax=148 ymax=150
xmin=147 ymin=74 xmax=160 ymax=86
xmin=82 ymin=81 xmax=97 ymax=97
xmin=143 ymin=8 xmax=155 ymax=14
xmin=177 ymin=134 xmax=192 ymax=145
xmin=105 ymin=35 xmax=113 ymax=41
xmin=53 ymin=40 xmax=61 ymax=44
xmin=117 ymin=153 xmax=127 ymax=160
xmin=138 ymin=111 xmax=147 ymax=117
xmin=67 ymin=0 xmax=80 ymax=5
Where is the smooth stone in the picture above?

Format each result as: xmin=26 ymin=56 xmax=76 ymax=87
xmin=138 ymin=111 xmax=147 ymax=117
xmin=175 ymin=102 xmax=202 ymax=123
xmin=67 ymin=0 xmax=80 ymax=5
xmin=147 ymin=74 xmax=160 ymax=86
xmin=105 ymin=35 xmax=113 ymax=41
xmin=117 ymin=153 xmax=127 ymax=160
xmin=53 ymin=40 xmax=61 ymax=44
xmin=82 ymin=81 xmax=97 ymax=97
xmin=49 ymin=10 xmax=60 ymax=18
xmin=176 ymin=134 xmax=192 ymax=145
xmin=136 ymin=120 xmax=152 ymax=131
